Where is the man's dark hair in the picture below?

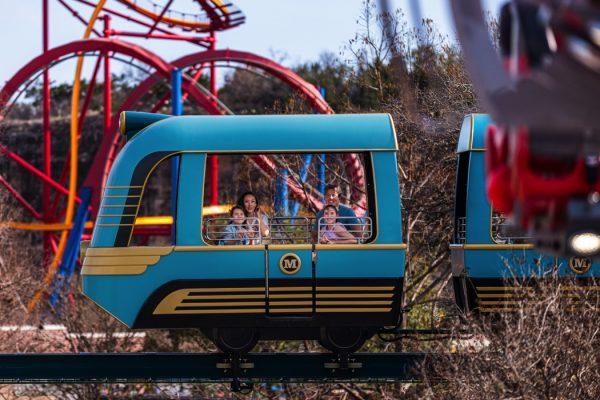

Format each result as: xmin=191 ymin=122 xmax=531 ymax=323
xmin=325 ymin=183 xmax=339 ymax=193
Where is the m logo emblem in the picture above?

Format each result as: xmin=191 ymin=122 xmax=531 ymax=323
xmin=569 ymin=257 xmax=592 ymax=274
xmin=279 ymin=253 xmax=301 ymax=275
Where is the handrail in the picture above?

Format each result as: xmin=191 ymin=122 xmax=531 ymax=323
xmin=317 ymin=216 xmax=373 ymax=244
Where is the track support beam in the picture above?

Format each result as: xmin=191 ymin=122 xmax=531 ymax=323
xmin=0 ymin=352 xmax=431 ymax=384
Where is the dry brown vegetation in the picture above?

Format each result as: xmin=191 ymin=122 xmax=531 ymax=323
xmin=425 ymin=277 xmax=600 ymax=400
xmin=0 ymin=1 xmax=599 ymax=398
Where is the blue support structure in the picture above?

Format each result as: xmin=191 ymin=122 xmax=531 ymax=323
xmin=171 ymin=69 xmax=183 ymax=242
xmin=291 ymin=154 xmax=313 ymax=216
xmin=49 ymin=187 xmax=92 ymax=308
xmin=275 ymin=169 xmax=289 ymax=215
xmin=318 ymin=154 xmax=326 ymax=199
xmin=318 ymin=87 xmax=327 ymax=199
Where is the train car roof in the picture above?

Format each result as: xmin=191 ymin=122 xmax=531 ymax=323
xmin=126 ymin=113 xmax=399 ymax=153
xmin=456 ymin=113 xmax=491 ymax=153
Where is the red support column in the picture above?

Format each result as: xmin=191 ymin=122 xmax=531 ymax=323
xmin=103 ymin=15 xmax=112 ymax=136
xmin=42 ymin=0 xmax=52 ymax=262
xmin=209 ymin=31 xmax=219 ymax=205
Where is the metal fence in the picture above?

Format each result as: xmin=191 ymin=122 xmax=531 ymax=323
xmin=317 ymin=216 xmax=373 ymax=244
xmin=204 ymin=216 xmax=373 ymax=245
xmin=204 ymin=217 xmax=261 ymax=245
xmin=269 ymin=217 xmax=312 ymax=244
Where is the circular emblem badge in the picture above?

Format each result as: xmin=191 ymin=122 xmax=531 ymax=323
xmin=569 ymin=257 xmax=592 ymax=274
xmin=279 ymin=253 xmax=301 ymax=275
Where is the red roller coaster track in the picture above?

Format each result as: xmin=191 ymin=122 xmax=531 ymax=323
xmin=0 ymin=1 xmax=367 ymax=296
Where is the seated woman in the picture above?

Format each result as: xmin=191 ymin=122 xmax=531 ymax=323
xmin=318 ymin=205 xmax=358 ymax=244
xmin=220 ymin=205 xmax=254 ymax=245
xmin=237 ymin=191 xmax=270 ymax=244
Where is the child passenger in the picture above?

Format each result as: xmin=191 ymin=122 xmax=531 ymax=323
xmin=237 ymin=191 xmax=270 ymax=244
xmin=318 ymin=205 xmax=358 ymax=244
xmin=220 ymin=205 xmax=254 ymax=245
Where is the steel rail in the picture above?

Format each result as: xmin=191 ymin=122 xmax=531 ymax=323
xmin=0 ymin=352 xmax=431 ymax=384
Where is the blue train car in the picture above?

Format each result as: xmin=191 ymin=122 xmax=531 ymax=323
xmin=81 ymin=112 xmax=406 ymax=354
xmin=451 ymin=114 xmax=600 ymax=313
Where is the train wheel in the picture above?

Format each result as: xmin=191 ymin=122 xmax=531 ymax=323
xmin=319 ymin=327 xmax=368 ymax=354
xmin=212 ymin=327 xmax=258 ymax=354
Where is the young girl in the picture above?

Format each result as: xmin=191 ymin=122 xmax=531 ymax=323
xmin=318 ymin=205 xmax=357 ymax=244
xmin=237 ymin=191 xmax=270 ymax=244
xmin=220 ymin=205 xmax=253 ymax=245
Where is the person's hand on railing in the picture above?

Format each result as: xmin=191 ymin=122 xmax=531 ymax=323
xmin=320 ymin=234 xmax=331 ymax=244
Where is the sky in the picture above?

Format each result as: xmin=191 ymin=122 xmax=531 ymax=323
xmin=0 ymin=0 xmax=504 ymax=85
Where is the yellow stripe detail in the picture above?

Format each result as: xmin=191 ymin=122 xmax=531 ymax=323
xmin=317 ymin=286 xmax=394 ymax=291
xmin=186 ymin=294 xmax=265 ymax=300
xmin=269 ymin=308 xmax=312 ymax=313
xmin=317 ymin=293 xmax=392 ymax=298
xmin=270 ymin=294 xmax=312 ymax=299
xmin=162 ymin=309 xmax=265 ymax=315
xmin=174 ymin=301 xmax=266 ymax=307
xmin=81 ymin=265 xmax=148 ymax=275
xmin=86 ymin=246 xmax=173 ymax=257
xmin=268 ymin=301 xmax=312 ymax=306
xmin=185 ymin=287 xmax=265 ymax=293
xmin=83 ymin=255 xmax=161 ymax=266
xmin=316 ymin=300 xmax=392 ymax=305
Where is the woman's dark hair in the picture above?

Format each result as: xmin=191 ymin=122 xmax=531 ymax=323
xmin=237 ymin=191 xmax=260 ymax=213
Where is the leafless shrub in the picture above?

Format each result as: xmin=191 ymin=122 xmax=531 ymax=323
xmin=425 ymin=276 xmax=600 ymax=400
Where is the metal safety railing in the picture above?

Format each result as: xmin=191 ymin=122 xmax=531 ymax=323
xmin=269 ymin=217 xmax=311 ymax=244
xmin=204 ymin=217 xmax=261 ymax=245
xmin=491 ymin=212 xmax=531 ymax=244
xmin=456 ymin=216 xmax=466 ymax=244
xmin=317 ymin=216 xmax=372 ymax=244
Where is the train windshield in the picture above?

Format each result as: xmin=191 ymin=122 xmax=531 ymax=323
xmin=201 ymin=152 xmax=375 ymax=246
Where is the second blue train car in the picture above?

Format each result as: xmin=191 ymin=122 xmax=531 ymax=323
xmin=451 ymin=114 xmax=600 ymax=313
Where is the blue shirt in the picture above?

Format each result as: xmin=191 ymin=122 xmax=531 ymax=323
xmin=220 ymin=224 xmax=250 ymax=245
xmin=314 ymin=204 xmax=360 ymax=232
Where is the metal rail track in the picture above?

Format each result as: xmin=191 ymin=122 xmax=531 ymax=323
xmin=0 ymin=352 xmax=434 ymax=386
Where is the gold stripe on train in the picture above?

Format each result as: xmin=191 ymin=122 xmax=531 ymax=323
xmin=317 ymin=293 xmax=393 ymax=298
xmin=86 ymin=246 xmax=173 ymax=257
xmin=159 ymin=308 xmax=266 ymax=315
xmin=185 ymin=287 xmax=265 ymax=293
xmin=268 ymin=301 xmax=313 ymax=306
xmin=270 ymin=294 xmax=312 ymax=299
xmin=83 ymin=255 xmax=162 ymax=266
xmin=81 ymin=265 xmax=148 ymax=275
xmin=316 ymin=286 xmax=395 ymax=291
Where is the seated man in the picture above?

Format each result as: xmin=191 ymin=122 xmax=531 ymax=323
xmin=314 ymin=184 xmax=361 ymax=238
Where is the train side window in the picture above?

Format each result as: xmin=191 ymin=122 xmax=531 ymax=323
xmin=491 ymin=208 xmax=531 ymax=244
xmin=200 ymin=152 xmax=374 ymax=245
xmin=454 ymin=153 xmax=469 ymax=244
xmin=128 ymin=157 xmax=173 ymax=246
